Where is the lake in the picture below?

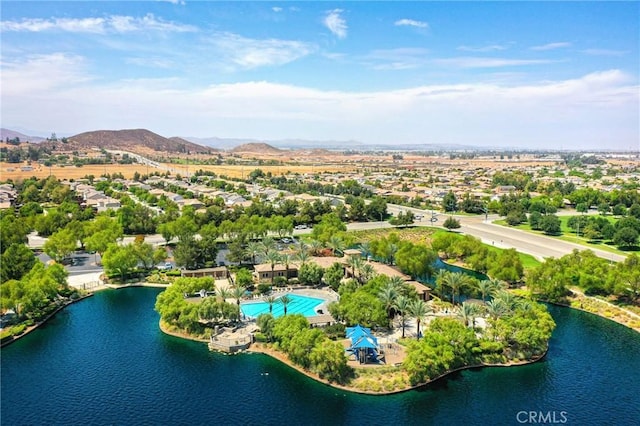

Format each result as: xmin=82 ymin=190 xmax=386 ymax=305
xmin=1 ymin=287 xmax=639 ymax=425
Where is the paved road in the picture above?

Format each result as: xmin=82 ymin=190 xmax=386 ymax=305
xmin=384 ymin=204 xmax=625 ymax=262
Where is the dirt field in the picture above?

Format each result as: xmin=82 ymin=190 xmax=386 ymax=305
xmin=165 ymin=163 xmax=354 ymax=179
xmin=0 ymin=162 xmax=355 ymax=181
xmin=0 ymin=164 xmax=147 ymax=181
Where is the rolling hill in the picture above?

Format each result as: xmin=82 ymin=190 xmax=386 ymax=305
xmin=63 ymin=129 xmax=209 ymax=154
xmin=230 ymin=142 xmax=282 ymax=155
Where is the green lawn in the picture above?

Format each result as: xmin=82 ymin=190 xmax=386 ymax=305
xmin=494 ymin=215 xmax=630 ymax=257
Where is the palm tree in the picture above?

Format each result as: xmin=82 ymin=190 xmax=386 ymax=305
xmin=245 ymin=241 xmax=263 ymax=265
xmin=231 ymin=285 xmax=247 ymax=307
xmin=378 ymin=282 xmax=399 ymax=322
xmin=359 ymin=242 xmax=371 ymax=259
xmin=346 ymin=255 xmax=364 ymax=280
xmin=360 ymin=263 xmax=376 ymax=284
xmin=409 ymin=299 xmax=431 ymax=340
xmin=394 ymin=295 xmax=411 ymax=338
xmin=264 ymin=249 xmax=281 ymax=285
xmin=308 ymin=239 xmax=324 ymax=256
xmin=264 ymin=295 xmax=277 ymax=314
xmin=438 ymin=271 xmax=470 ymax=305
xmin=388 ymin=275 xmax=405 ymax=290
xmin=477 ymin=279 xmax=493 ymax=302
xmin=493 ymin=290 xmax=516 ymax=312
xmin=486 ymin=299 xmax=508 ymax=320
xmin=215 ymin=284 xmax=231 ymax=302
xmin=327 ymin=235 xmax=345 ymax=256
xmin=260 ymin=236 xmax=277 ymax=257
xmin=458 ymin=301 xmax=479 ymax=327
xmin=278 ymin=294 xmax=292 ymax=315
xmin=280 ymin=253 xmax=292 ymax=282
xmin=294 ymin=249 xmax=311 ymax=267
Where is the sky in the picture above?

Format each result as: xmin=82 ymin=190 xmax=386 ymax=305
xmin=1 ymin=1 xmax=639 ymax=150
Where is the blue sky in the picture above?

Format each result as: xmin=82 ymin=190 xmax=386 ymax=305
xmin=1 ymin=1 xmax=638 ymax=150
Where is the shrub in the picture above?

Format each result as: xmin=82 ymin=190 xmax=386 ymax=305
xmin=10 ymin=324 xmax=26 ymax=336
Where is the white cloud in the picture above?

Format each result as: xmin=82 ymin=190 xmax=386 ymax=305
xmin=272 ymin=7 xmax=283 ymax=13
xmin=457 ymin=44 xmax=509 ymax=52
xmin=2 ymin=55 xmax=637 ymax=149
xmin=323 ymin=9 xmax=347 ymax=39
xmin=394 ymin=19 xmax=428 ymax=29
xmin=362 ymin=48 xmax=430 ymax=70
xmin=530 ymin=42 xmax=572 ymax=51
xmin=0 ymin=14 xmax=196 ymax=34
xmin=208 ymin=33 xmax=315 ymax=69
xmin=434 ymin=57 xmax=557 ymax=68
xmin=581 ymin=48 xmax=628 ymax=56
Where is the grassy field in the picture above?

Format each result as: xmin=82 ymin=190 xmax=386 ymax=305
xmin=348 ymin=226 xmax=540 ymax=270
xmin=493 ymin=215 xmax=631 ymax=257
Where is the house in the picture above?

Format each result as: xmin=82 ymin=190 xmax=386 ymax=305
xmin=254 ymin=263 xmax=297 ymax=281
xmin=181 ymin=266 xmax=229 ymax=280
xmin=406 ymin=281 xmax=431 ymax=301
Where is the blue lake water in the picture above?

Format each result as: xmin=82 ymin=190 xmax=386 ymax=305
xmin=1 ymin=287 xmax=639 ymax=425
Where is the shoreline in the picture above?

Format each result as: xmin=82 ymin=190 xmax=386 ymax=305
xmin=248 ymin=342 xmax=547 ymax=396
xmin=544 ymin=290 xmax=640 ymax=333
xmin=159 ymin=320 xmax=547 ymax=396
xmin=0 ymin=293 xmax=94 ymax=348
xmin=1 ymin=282 xmax=170 ymax=348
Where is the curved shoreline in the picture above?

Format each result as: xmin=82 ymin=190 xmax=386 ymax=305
xmin=1 ymin=283 xmax=169 ymax=348
xmin=247 ymin=343 xmax=548 ymax=396
xmin=0 ymin=293 xmax=94 ymax=348
xmin=158 ymin=319 xmax=547 ymax=395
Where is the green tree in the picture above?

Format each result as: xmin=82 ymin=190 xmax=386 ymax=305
xmin=540 ymin=214 xmax=561 ymax=235
xmin=348 ymin=197 xmax=368 ymax=222
xmin=409 ymin=299 xmax=431 ymax=339
xmin=298 ymin=262 xmax=324 ymax=286
xmin=394 ymin=295 xmax=412 ymax=338
xmin=278 ymin=294 xmax=292 ymax=316
xmin=43 ymin=228 xmax=77 ymax=262
xmin=442 ymin=191 xmax=458 ymax=212
xmin=0 ymin=243 xmax=36 ymax=282
xmin=443 ymin=216 xmax=461 ymax=231
xmin=311 ymin=213 xmax=346 ymax=244
xmin=528 ymin=211 xmax=543 ymax=230
xmin=389 ymin=211 xmax=415 ymax=227
xmin=323 ymin=262 xmax=345 ymax=291
xmin=437 ymin=271 xmax=471 ymax=305
xmin=394 ymin=242 xmax=436 ymax=280
xmin=309 ymin=340 xmax=353 ymax=384
xmin=102 ymin=244 xmax=138 ymax=282
xmin=576 ymin=202 xmax=589 ymax=214
xmin=613 ymin=227 xmax=639 ymax=248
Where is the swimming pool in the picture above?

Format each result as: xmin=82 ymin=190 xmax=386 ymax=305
xmin=241 ymin=294 xmax=325 ymax=319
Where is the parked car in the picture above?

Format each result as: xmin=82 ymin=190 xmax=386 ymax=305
xmin=158 ymin=262 xmax=173 ymax=271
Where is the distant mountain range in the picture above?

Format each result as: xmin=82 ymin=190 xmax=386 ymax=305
xmin=0 ymin=128 xmax=46 ymax=143
xmin=183 ymin=136 xmax=363 ymax=151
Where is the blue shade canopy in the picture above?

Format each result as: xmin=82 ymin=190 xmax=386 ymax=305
xmin=346 ymin=325 xmax=372 ymax=340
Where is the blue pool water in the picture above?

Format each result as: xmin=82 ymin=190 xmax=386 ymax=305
xmin=241 ymin=293 xmax=324 ymax=318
